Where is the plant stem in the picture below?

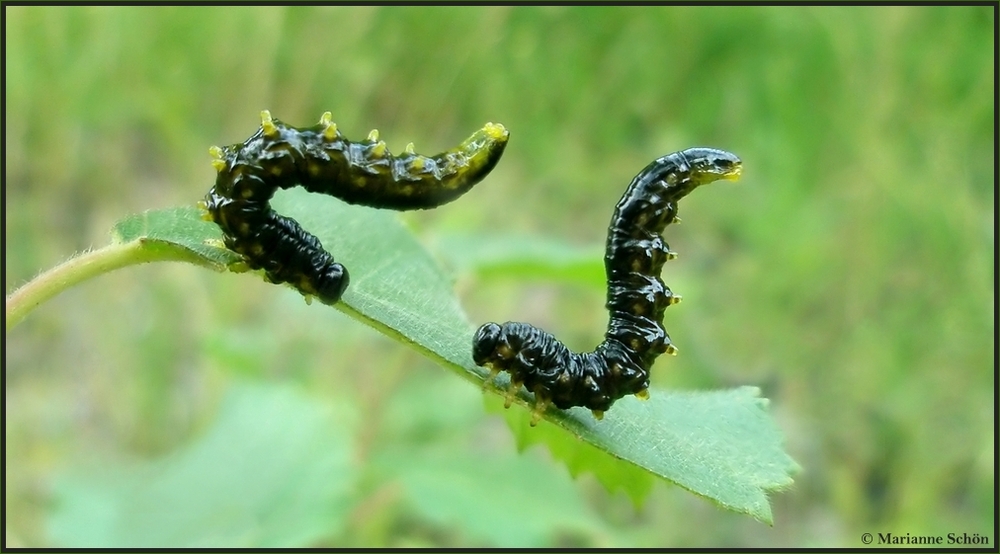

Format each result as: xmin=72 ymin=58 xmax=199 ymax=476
xmin=5 ymin=240 xmax=194 ymax=330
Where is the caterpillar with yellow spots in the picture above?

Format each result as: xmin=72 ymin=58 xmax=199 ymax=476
xmin=202 ymin=110 xmax=509 ymax=304
xmin=472 ymin=148 xmax=741 ymax=424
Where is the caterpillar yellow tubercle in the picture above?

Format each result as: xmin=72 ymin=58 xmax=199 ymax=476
xmin=203 ymin=111 xmax=509 ymax=304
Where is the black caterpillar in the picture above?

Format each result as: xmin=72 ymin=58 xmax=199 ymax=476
xmin=472 ymin=148 xmax=741 ymax=424
xmin=202 ymin=110 xmax=509 ymax=304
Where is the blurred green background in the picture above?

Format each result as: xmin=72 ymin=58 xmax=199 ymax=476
xmin=5 ymin=5 xmax=994 ymax=548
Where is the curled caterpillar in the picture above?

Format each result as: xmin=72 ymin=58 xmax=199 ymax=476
xmin=472 ymin=148 xmax=741 ymax=424
xmin=202 ymin=110 xmax=509 ymax=304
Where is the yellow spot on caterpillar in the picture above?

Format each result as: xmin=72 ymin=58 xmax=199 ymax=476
xmin=367 ymin=129 xmax=379 ymax=142
xmin=667 ymin=251 xmax=678 ymax=260
xmin=497 ymin=344 xmax=514 ymax=360
xmin=635 ymin=389 xmax=650 ymax=400
xmin=504 ymin=381 xmax=520 ymax=409
xmin=371 ymin=141 xmax=387 ymax=157
xmin=609 ymin=363 xmax=622 ymax=377
xmin=669 ymin=294 xmax=682 ymax=305
xmin=239 ymin=222 xmax=251 ymax=235
xmin=591 ymin=410 xmax=604 ymax=420
xmin=209 ymin=146 xmax=226 ymax=171
xmin=260 ymin=110 xmax=278 ymax=137
xmin=308 ymin=163 xmax=322 ymax=176
xmin=319 ymin=112 xmax=338 ymax=140
xmin=722 ymin=164 xmax=743 ymax=181
xmin=483 ymin=122 xmax=508 ymax=141
xmin=227 ymin=260 xmax=250 ymax=273
xmin=666 ymin=344 xmax=679 ymax=356
xmin=303 ymin=294 xmax=314 ymax=306
xmin=482 ymin=366 xmax=501 ymax=390
xmin=409 ymin=157 xmax=426 ymax=171
xmin=404 ymin=142 xmax=415 ymax=155
xmin=530 ymin=392 xmax=549 ymax=426
xmin=241 ymin=187 xmax=254 ymax=199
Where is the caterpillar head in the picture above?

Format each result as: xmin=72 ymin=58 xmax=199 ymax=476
xmin=679 ymin=147 xmax=743 ymax=187
xmin=472 ymin=322 xmax=504 ymax=366
xmin=314 ymin=262 xmax=349 ymax=305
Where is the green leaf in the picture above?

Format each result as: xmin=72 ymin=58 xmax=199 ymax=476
xmin=375 ymin=447 xmax=607 ymax=547
xmin=429 ymin=233 xmax=605 ymax=286
xmin=488 ymin=394 xmax=656 ymax=503
xmin=268 ymin=190 xmax=479 ymax=374
xmin=111 ymin=205 xmax=240 ymax=268
xmin=491 ymin=386 xmax=798 ymax=523
xmin=101 ymin=189 xmax=797 ymax=523
xmin=47 ymin=382 xmax=358 ymax=547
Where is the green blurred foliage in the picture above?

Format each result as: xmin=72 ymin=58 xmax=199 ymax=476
xmin=4 ymin=5 xmax=994 ymax=547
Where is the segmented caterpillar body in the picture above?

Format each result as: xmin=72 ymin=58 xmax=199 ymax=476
xmin=472 ymin=148 xmax=741 ymax=424
xmin=203 ymin=111 xmax=509 ymax=304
